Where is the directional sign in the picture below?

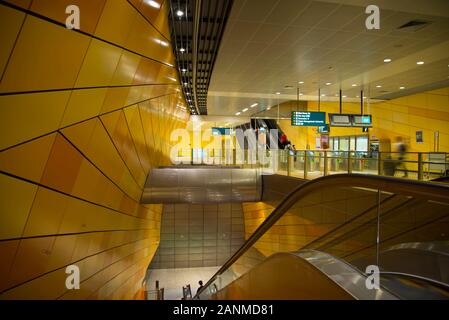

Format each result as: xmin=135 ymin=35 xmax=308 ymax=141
xmin=329 ymin=114 xmax=373 ymax=127
xmin=291 ymin=111 xmax=326 ymax=126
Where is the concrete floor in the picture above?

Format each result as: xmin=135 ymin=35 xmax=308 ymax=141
xmin=145 ymin=266 xmax=220 ymax=300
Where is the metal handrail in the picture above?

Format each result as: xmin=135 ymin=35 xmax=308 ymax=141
xmin=194 ymin=173 xmax=449 ymax=298
xmin=379 ymin=271 xmax=449 ymax=290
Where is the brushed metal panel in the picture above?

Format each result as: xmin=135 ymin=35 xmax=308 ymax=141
xmin=142 ymin=167 xmax=261 ymax=203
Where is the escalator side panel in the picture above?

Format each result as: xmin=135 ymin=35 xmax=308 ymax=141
xmin=211 ymin=253 xmax=354 ymax=300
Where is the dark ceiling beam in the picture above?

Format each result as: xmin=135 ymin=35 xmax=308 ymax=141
xmin=169 ymin=0 xmax=234 ymax=115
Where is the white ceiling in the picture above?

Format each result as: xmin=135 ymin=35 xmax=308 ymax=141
xmin=207 ymin=0 xmax=449 ymax=116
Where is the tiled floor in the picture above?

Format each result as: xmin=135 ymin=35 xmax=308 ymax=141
xmin=145 ymin=266 xmax=220 ymax=300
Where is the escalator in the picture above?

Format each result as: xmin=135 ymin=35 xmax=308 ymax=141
xmin=195 ymin=174 xmax=449 ymax=300
xmin=235 ymin=119 xmax=284 ymax=150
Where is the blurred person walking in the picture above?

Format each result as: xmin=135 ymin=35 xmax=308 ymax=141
xmin=394 ymin=136 xmax=408 ymax=178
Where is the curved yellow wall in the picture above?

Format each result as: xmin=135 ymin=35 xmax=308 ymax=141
xmin=0 ymin=0 xmax=188 ymax=299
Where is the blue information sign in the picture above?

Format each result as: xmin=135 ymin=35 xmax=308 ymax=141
xmin=291 ymin=111 xmax=326 ymax=126
xmin=212 ymin=127 xmax=230 ymax=135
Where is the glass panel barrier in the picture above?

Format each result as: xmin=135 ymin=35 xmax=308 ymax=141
xmin=327 ymin=151 xmax=349 ymax=175
xmin=172 ymin=149 xmax=449 ymax=183
xmin=422 ymin=152 xmax=449 ymax=181
xmin=290 ymin=151 xmax=305 ymax=179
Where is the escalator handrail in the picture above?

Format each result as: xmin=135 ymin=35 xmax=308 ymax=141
xmin=380 ymin=271 xmax=449 ymax=291
xmin=195 ymin=173 xmax=449 ymax=298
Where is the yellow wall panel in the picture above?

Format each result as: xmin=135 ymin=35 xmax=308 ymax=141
xmin=61 ymin=88 xmax=108 ymax=127
xmin=41 ymin=134 xmax=84 ymax=194
xmin=58 ymin=199 xmax=99 ymax=234
xmin=62 ymin=118 xmax=142 ymax=201
xmin=111 ymin=51 xmax=141 ymax=86
xmin=47 ymin=234 xmax=77 ymax=271
xmin=0 ymin=0 xmax=188 ymax=300
xmin=0 ymin=16 xmax=90 ymax=93
xmin=124 ymin=105 xmax=152 ymax=172
xmin=0 ymin=174 xmax=37 ymax=240
xmin=22 ymin=187 xmax=68 ymax=237
xmin=0 ymin=91 xmax=70 ymax=150
xmin=75 ymin=39 xmax=122 ymax=88
xmin=151 ymin=1 xmax=171 ymax=39
xmin=125 ymin=14 xmax=173 ymax=65
xmin=101 ymin=87 xmax=131 ymax=114
xmin=8 ymin=236 xmax=56 ymax=287
xmin=0 ymin=5 xmax=25 ymax=77
xmin=70 ymin=159 xmax=123 ymax=211
xmin=94 ymin=0 xmax=136 ymax=47
xmin=0 ymin=268 xmax=67 ymax=300
xmin=101 ymin=110 xmax=146 ymax=187
xmin=59 ymin=116 xmax=97 ymax=152
xmin=0 ymin=240 xmax=19 ymax=292
xmin=2 ymin=0 xmax=31 ymax=8
xmin=0 ymin=133 xmax=56 ymax=182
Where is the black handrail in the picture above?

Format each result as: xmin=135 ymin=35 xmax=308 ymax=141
xmin=194 ymin=173 xmax=449 ymax=298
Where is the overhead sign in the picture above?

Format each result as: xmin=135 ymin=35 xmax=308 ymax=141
xmin=292 ymin=111 xmax=326 ymax=126
xmin=329 ymin=114 xmax=372 ymax=127
xmin=317 ymin=124 xmax=330 ymax=134
xmin=212 ymin=127 xmax=230 ymax=135
xmin=353 ymin=115 xmax=372 ymax=126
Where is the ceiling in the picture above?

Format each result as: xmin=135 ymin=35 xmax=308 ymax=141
xmin=207 ymin=0 xmax=449 ymax=116
xmin=168 ymin=0 xmax=233 ymax=115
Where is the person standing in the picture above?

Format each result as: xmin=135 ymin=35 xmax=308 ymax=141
xmin=280 ymin=133 xmax=287 ymax=149
xmin=196 ymin=280 xmax=204 ymax=295
xmin=395 ymin=136 xmax=408 ymax=178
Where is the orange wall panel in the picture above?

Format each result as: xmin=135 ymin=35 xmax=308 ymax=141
xmin=0 ymin=0 xmax=188 ymax=299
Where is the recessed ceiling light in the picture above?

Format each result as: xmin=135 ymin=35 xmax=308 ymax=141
xmin=399 ymin=86 xmax=405 ymax=90
xmin=176 ymin=10 xmax=184 ymax=17
xmin=298 ymin=81 xmax=304 ymax=84
xmin=267 ymin=107 xmax=271 ymax=111
xmin=417 ymin=61 xmax=424 ymax=65
xmin=250 ymin=103 xmax=258 ymax=108
xmin=146 ymin=1 xmax=161 ymax=9
xmin=352 ymin=84 xmax=357 ymax=87
xmin=275 ymin=92 xmax=281 ymax=95
xmin=342 ymin=95 xmax=347 ymax=98
xmin=356 ymin=95 xmax=360 ymax=98
xmin=376 ymin=85 xmax=382 ymax=88
xmin=384 ymin=58 xmax=392 ymax=63
xmin=179 ymin=48 xmax=186 ymax=52
xmin=242 ymin=108 xmax=249 ymax=112
xmin=299 ymin=93 xmax=303 ymax=96
xmin=326 ymin=82 xmax=332 ymax=86
xmin=321 ymin=94 xmax=326 ymax=97
xmin=235 ymin=112 xmax=241 ymax=116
